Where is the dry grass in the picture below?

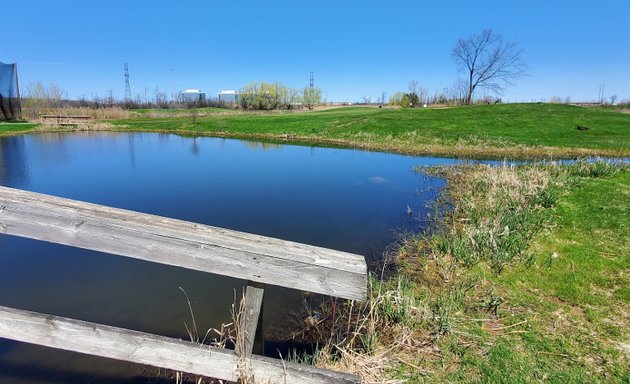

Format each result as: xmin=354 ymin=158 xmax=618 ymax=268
xmin=23 ymin=106 xmax=132 ymax=121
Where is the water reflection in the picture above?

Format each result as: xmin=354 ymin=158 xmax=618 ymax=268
xmin=0 ymin=136 xmax=30 ymax=188
xmin=241 ymin=140 xmax=282 ymax=151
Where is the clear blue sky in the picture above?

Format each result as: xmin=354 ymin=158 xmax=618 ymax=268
xmin=3 ymin=0 xmax=629 ymax=103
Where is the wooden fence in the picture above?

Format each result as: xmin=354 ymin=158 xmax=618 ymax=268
xmin=0 ymin=186 xmax=367 ymax=383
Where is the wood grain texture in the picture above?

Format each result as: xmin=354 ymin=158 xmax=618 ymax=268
xmin=236 ymin=282 xmax=265 ymax=357
xmin=0 ymin=306 xmax=360 ymax=384
xmin=0 ymin=186 xmax=367 ymax=301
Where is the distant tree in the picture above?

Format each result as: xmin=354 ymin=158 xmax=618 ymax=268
xmin=408 ymin=81 xmax=420 ymax=107
xmin=417 ymin=87 xmax=428 ymax=105
xmin=448 ymin=78 xmax=469 ymax=105
xmin=105 ymin=89 xmax=115 ymax=108
xmin=388 ymin=91 xmax=420 ymax=108
xmin=281 ymin=87 xmax=299 ymax=109
xmin=22 ymin=81 xmax=66 ymax=118
xmin=257 ymin=82 xmax=278 ymax=110
xmin=238 ymin=82 xmax=257 ymax=110
xmin=407 ymin=80 xmax=428 ymax=107
xmin=303 ymin=86 xmax=321 ymax=110
xmin=388 ymin=92 xmax=405 ymax=106
xmin=610 ymin=95 xmax=618 ymax=105
xmin=407 ymin=93 xmax=419 ymax=107
xmin=452 ymin=29 xmax=526 ymax=104
xmin=238 ymin=82 xmax=299 ymax=110
xmin=378 ymin=91 xmax=387 ymax=105
xmin=153 ymin=87 xmax=169 ymax=109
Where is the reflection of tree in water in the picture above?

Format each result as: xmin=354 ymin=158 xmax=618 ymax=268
xmin=0 ymin=136 xmax=30 ymax=188
xmin=241 ymin=140 xmax=281 ymax=151
xmin=191 ymin=138 xmax=199 ymax=155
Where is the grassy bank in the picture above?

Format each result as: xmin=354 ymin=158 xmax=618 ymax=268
xmin=108 ymin=103 xmax=630 ymax=159
xmin=0 ymin=121 xmax=39 ymax=136
xmin=307 ymin=161 xmax=628 ymax=383
xmin=5 ymin=103 xmax=630 ymax=159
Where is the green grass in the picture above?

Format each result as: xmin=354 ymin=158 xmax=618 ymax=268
xmin=420 ymin=164 xmax=629 ymax=382
xmin=110 ymin=103 xmax=630 ymax=158
xmin=496 ymin=169 xmax=629 ymax=377
xmin=130 ymin=106 xmax=236 ymax=115
xmin=5 ymin=103 xmax=629 ymax=158
xmin=0 ymin=121 xmax=39 ymax=135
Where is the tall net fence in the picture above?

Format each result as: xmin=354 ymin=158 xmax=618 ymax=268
xmin=0 ymin=62 xmax=21 ymax=121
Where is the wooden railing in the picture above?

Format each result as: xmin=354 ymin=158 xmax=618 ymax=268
xmin=0 ymin=186 xmax=367 ymax=383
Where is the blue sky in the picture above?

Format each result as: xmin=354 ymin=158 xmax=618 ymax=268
xmin=2 ymin=0 xmax=629 ymax=103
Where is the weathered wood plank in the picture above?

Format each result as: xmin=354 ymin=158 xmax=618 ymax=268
xmin=0 ymin=186 xmax=367 ymax=301
xmin=0 ymin=305 xmax=360 ymax=384
xmin=236 ymin=282 xmax=265 ymax=357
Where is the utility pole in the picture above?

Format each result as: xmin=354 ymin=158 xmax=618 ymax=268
xmin=171 ymin=68 xmax=175 ymax=105
xmin=598 ymin=83 xmax=605 ymax=104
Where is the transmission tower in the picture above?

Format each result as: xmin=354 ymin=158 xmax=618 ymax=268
xmin=309 ymin=72 xmax=314 ymax=89
xmin=124 ymin=63 xmax=132 ymax=101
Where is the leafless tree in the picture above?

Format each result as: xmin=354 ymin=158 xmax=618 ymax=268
xmin=378 ymin=91 xmax=387 ymax=105
xmin=448 ymin=78 xmax=469 ymax=105
xmin=408 ymin=80 xmax=418 ymax=96
xmin=22 ymin=81 xmax=66 ymax=118
xmin=452 ymin=29 xmax=526 ymax=104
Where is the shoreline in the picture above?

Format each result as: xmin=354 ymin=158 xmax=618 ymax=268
xmin=2 ymin=124 xmax=628 ymax=161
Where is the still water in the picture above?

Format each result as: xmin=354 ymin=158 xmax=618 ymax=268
xmin=0 ymin=132 xmax=465 ymax=383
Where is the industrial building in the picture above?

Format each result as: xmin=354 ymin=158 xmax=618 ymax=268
xmin=218 ymin=90 xmax=238 ymax=104
xmin=181 ymin=89 xmax=206 ymax=103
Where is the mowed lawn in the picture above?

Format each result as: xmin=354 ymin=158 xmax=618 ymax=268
xmin=112 ymin=103 xmax=630 ymax=158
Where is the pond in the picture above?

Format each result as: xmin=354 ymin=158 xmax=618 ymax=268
xmin=0 ymin=132 xmax=468 ymax=383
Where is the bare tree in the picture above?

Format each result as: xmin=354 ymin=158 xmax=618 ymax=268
xmin=449 ymin=78 xmax=469 ymax=105
xmin=378 ymin=91 xmax=387 ymax=105
xmin=452 ymin=29 xmax=526 ymax=104
xmin=22 ymin=81 xmax=66 ymax=118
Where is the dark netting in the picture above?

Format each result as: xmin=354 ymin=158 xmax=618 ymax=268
xmin=0 ymin=61 xmax=21 ymax=121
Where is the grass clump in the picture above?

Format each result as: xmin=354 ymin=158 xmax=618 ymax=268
xmin=424 ymin=164 xmax=555 ymax=273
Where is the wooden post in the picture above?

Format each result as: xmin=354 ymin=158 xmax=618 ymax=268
xmin=236 ymin=281 xmax=265 ymax=357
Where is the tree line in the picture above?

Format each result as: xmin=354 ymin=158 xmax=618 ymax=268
xmin=238 ymin=82 xmax=321 ymax=110
xmin=19 ymin=80 xmax=323 ymax=118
